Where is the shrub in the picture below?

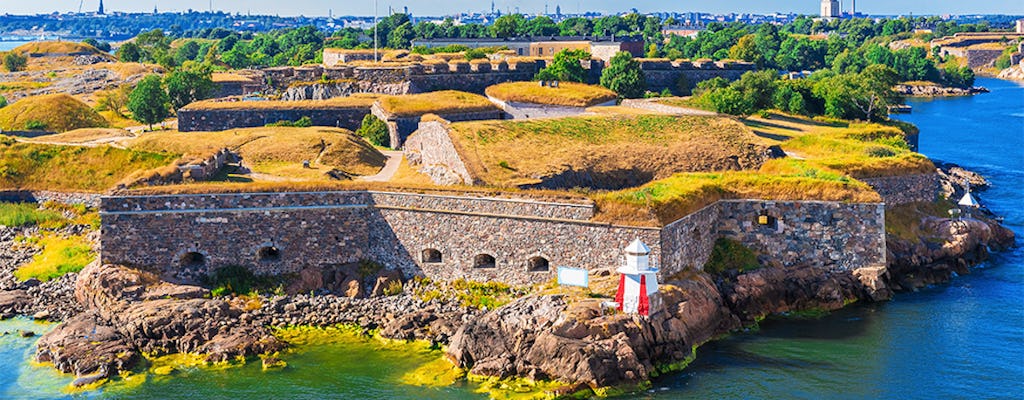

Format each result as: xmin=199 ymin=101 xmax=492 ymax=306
xmin=265 ymin=116 xmax=313 ymax=127
xmin=383 ymin=280 xmax=403 ymax=296
xmin=0 ymin=95 xmax=7 ymax=109
xmin=3 ymin=52 xmax=27 ymax=72
xmin=205 ymin=265 xmax=277 ymax=296
xmin=865 ymin=145 xmax=897 ymax=158
xmin=703 ymin=238 xmax=760 ymax=275
xmin=463 ymin=48 xmax=487 ymax=61
xmin=24 ymin=120 xmax=48 ymax=131
xmin=356 ymin=114 xmax=389 ymax=147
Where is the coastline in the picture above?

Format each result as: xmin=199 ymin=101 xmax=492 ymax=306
xmin=0 ymin=162 xmax=1014 ymax=397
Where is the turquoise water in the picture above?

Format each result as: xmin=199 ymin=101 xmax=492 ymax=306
xmin=1 ymin=78 xmax=1022 ymax=399
xmin=0 ymin=41 xmax=31 ymax=51
xmin=648 ymin=77 xmax=1024 ymax=399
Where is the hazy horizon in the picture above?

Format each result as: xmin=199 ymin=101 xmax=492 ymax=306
xmin=3 ymin=0 xmax=1022 ymax=17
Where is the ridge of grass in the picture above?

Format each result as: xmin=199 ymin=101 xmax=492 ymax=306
xmin=0 ymin=93 xmax=109 ymax=133
xmin=377 ymin=90 xmax=498 ymax=117
xmin=485 ymin=82 xmax=618 ymax=108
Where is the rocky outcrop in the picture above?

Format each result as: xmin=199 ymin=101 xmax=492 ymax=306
xmin=887 ymin=216 xmax=1013 ymax=290
xmin=717 ymin=264 xmax=870 ymax=323
xmin=893 ymin=84 xmax=989 ymax=97
xmin=448 ymin=274 xmax=738 ymax=390
xmin=36 ymin=264 xmax=286 ymax=383
xmin=996 ymin=65 xmax=1024 ymax=81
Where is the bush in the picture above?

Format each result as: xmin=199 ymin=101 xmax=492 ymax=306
xmin=0 ymin=95 xmax=7 ymax=109
xmin=356 ymin=114 xmax=389 ymax=147
xmin=706 ymin=87 xmax=754 ymax=116
xmin=3 ymin=52 xmax=27 ymax=72
xmin=24 ymin=120 xmax=48 ymax=130
xmin=205 ymin=265 xmax=277 ymax=296
xmin=0 ymin=203 xmax=63 ymax=227
xmin=703 ymin=238 xmax=760 ymax=275
xmin=265 ymin=116 xmax=313 ymax=127
xmin=463 ymin=48 xmax=487 ymax=61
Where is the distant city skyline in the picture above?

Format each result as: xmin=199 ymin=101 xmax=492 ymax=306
xmin=5 ymin=0 xmax=1022 ymax=17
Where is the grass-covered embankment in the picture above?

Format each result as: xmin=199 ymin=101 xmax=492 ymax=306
xmin=376 ymin=90 xmax=498 ymax=117
xmin=485 ymin=81 xmax=618 ymax=107
xmin=0 ymin=93 xmax=109 ymax=133
xmin=448 ymin=114 xmax=773 ymax=188
xmin=0 ymin=136 xmax=175 ymax=192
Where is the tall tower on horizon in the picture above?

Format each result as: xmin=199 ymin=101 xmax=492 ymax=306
xmin=851 ymin=0 xmax=856 ymax=15
xmin=98 ymin=0 xmax=104 ymax=15
xmin=820 ymin=0 xmax=840 ymax=18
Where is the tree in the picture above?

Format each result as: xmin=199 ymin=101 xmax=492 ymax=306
xmin=728 ymin=35 xmax=762 ymax=67
xmin=356 ymin=114 xmax=389 ymax=147
xmin=535 ymin=49 xmax=590 ymax=83
xmin=525 ymin=16 xmax=559 ymax=36
xmin=600 ymin=51 xmax=646 ymax=99
xmin=3 ymin=52 xmax=27 ymax=72
xmin=127 ymin=75 xmax=170 ymax=129
xmin=165 ymin=65 xmax=216 ymax=110
xmin=387 ymin=22 xmax=415 ymax=49
xmin=117 ymin=42 xmax=142 ymax=62
xmin=706 ymin=86 xmax=753 ymax=116
xmin=492 ymin=15 xmax=525 ymax=38
xmin=942 ymin=64 xmax=975 ymax=89
xmin=731 ymin=70 xmax=779 ymax=111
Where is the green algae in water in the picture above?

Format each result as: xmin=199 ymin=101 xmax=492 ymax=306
xmin=0 ymin=317 xmax=77 ymax=400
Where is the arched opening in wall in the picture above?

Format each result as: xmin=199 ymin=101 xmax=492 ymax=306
xmin=258 ymin=246 xmax=281 ymax=262
xmin=180 ymin=252 xmax=205 ymax=268
xmin=527 ymin=257 xmax=549 ymax=272
xmin=422 ymin=248 xmax=442 ymax=263
xmin=473 ymin=254 xmax=496 ymax=269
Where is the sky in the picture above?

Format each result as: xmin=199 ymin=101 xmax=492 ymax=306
xmin=3 ymin=0 xmax=1022 ymax=17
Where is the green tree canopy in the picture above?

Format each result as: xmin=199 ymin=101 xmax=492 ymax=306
xmin=600 ymin=51 xmax=646 ymax=99
xmin=535 ymin=49 xmax=590 ymax=83
xmin=127 ymin=75 xmax=170 ymax=129
xmin=492 ymin=15 xmax=525 ymax=38
xmin=165 ymin=64 xmax=217 ymax=110
xmin=117 ymin=42 xmax=142 ymax=62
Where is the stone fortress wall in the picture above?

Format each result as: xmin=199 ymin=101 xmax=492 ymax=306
xmin=176 ymin=59 xmax=755 ymax=133
xmin=100 ymin=189 xmax=888 ymax=286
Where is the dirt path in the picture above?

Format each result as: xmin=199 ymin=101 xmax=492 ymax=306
xmin=360 ymin=151 xmax=404 ymax=182
xmin=620 ymin=98 xmax=718 ymax=116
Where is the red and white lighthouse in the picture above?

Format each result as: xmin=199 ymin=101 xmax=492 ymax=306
xmin=614 ymin=239 xmax=660 ymax=316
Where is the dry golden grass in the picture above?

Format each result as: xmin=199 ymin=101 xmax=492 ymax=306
xmin=593 ymin=172 xmax=881 ymax=226
xmin=181 ymin=96 xmax=377 ymax=111
xmin=447 ymin=114 xmax=774 ymax=188
xmin=377 ymin=91 xmax=498 ymax=117
xmin=485 ymin=82 xmax=618 ymax=107
xmin=12 ymin=41 xmax=101 ymax=55
xmin=130 ymin=127 xmax=387 ymax=177
xmin=24 ymin=128 xmax=134 ymax=144
xmin=104 ymin=62 xmax=161 ymax=79
xmin=584 ymin=105 xmax=660 ymax=115
xmin=0 ymin=93 xmax=108 ymax=132
xmin=211 ymin=73 xmax=254 ymax=83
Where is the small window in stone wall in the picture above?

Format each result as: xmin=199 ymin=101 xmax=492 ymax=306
xmin=756 ymin=214 xmax=778 ymax=230
xmin=422 ymin=248 xmax=442 ymax=263
xmin=258 ymin=246 xmax=281 ymax=262
xmin=181 ymin=252 xmax=205 ymax=268
xmin=473 ymin=254 xmax=496 ymax=269
xmin=528 ymin=257 xmax=549 ymax=272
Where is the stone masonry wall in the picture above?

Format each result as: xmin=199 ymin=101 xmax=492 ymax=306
xmin=861 ymin=173 xmax=939 ymax=207
xmin=176 ymin=107 xmax=370 ymax=132
xmin=403 ymin=121 xmax=476 ymax=185
xmin=659 ymin=203 xmax=722 ymax=276
xmin=716 ymin=200 xmax=886 ymax=271
xmin=100 ymin=190 xmax=886 ymax=286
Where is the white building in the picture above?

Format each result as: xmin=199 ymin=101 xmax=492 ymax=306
xmin=821 ymin=0 xmax=841 ymax=19
xmin=614 ymin=239 xmax=661 ymax=316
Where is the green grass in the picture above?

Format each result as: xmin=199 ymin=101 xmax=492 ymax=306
xmin=0 ymin=203 xmax=63 ymax=227
xmin=14 ymin=234 xmax=94 ymax=282
xmin=0 ymin=137 xmax=175 ymax=192
xmin=704 ymin=238 xmax=761 ymax=275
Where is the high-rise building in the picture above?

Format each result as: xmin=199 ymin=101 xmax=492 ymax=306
xmin=820 ymin=0 xmax=840 ymax=18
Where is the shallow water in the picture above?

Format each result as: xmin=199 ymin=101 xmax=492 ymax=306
xmin=2 ymin=78 xmax=1022 ymax=399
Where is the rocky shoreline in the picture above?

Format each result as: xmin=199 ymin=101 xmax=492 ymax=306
xmin=893 ymin=84 xmax=989 ymax=97
xmin=0 ymin=163 xmax=1015 ymax=395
